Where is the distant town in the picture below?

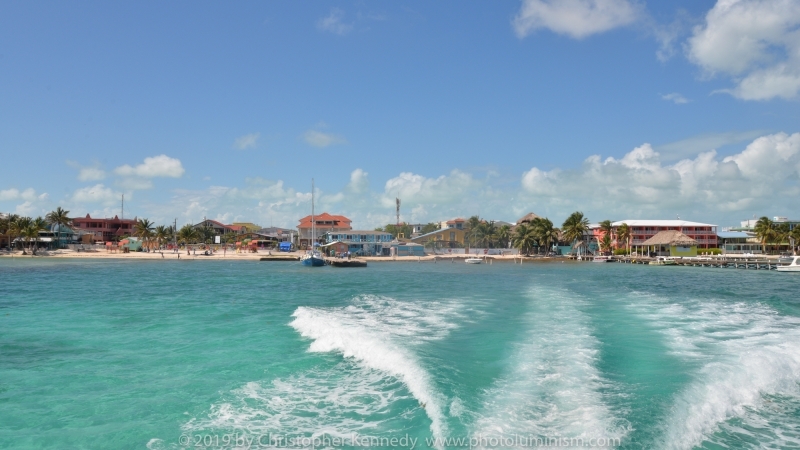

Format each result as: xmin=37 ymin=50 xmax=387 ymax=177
xmin=1 ymin=207 xmax=799 ymax=259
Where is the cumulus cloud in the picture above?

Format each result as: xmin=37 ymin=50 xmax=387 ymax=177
xmin=70 ymin=184 xmax=123 ymax=205
xmin=661 ymin=92 xmax=690 ymax=104
xmin=513 ymin=0 xmax=640 ymax=39
xmin=114 ymin=155 xmax=185 ymax=178
xmin=687 ymin=0 xmax=800 ymax=100
xmin=303 ymin=130 xmax=346 ymax=148
xmin=317 ymin=8 xmax=353 ymax=35
xmin=0 ymin=188 xmax=39 ymax=202
xmin=347 ymin=168 xmax=369 ymax=193
xmin=78 ymin=167 xmax=107 ymax=181
xmin=234 ymin=132 xmax=260 ymax=150
xmin=520 ymin=132 xmax=800 ymax=220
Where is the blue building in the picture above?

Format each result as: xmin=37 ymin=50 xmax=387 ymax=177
xmin=323 ymin=230 xmax=394 ymax=256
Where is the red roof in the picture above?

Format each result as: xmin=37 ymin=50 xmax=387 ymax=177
xmin=298 ymin=212 xmax=352 ymax=229
xmin=446 ymin=218 xmax=465 ymax=224
xmin=227 ymin=225 xmax=244 ymax=231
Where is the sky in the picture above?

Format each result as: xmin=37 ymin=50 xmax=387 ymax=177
xmin=1 ymin=0 xmax=799 ymax=229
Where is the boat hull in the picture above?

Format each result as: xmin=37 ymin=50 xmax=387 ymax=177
xmin=301 ymin=255 xmax=326 ymax=267
xmin=465 ymin=258 xmax=482 ymax=264
xmin=776 ymin=266 xmax=800 ymax=272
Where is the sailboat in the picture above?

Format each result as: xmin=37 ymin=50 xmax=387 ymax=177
xmin=301 ymin=178 xmax=326 ymax=267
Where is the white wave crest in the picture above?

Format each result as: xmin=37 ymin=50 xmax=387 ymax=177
xmin=473 ymin=286 xmax=630 ymax=447
xmin=629 ymin=294 xmax=800 ymax=449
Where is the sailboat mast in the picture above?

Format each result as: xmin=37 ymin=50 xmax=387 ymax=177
xmin=311 ymin=178 xmax=315 ymax=247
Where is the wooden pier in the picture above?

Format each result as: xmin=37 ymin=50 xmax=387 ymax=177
xmin=606 ymin=256 xmax=778 ymax=270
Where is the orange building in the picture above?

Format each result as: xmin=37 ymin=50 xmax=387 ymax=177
xmin=297 ymin=213 xmax=352 ymax=248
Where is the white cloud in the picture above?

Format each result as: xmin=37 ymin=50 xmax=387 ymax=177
xmin=116 ymin=178 xmax=154 ymax=190
xmin=303 ymin=130 xmax=346 ymax=148
xmin=513 ymin=0 xmax=640 ymax=39
xmin=347 ymin=168 xmax=369 ymax=193
xmin=70 ymin=184 xmax=123 ymax=205
xmin=234 ymin=132 xmax=260 ymax=150
xmin=0 ymin=188 xmax=39 ymax=202
xmin=14 ymin=201 xmax=39 ymax=217
xmin=661 ymin=92 xmax=690 ymax=104
xmin=687 ymin=0 xmax=800 ymax=100
xmin=654 ymin=130 xmax=766 ymax=161
xmin=78 ymin=166 xmax=106 ymax=181
xmin=114 ymin=155 xmax=185 ymax=178
xmin=520 ymin=132 xmax=800 ymax=220
xmin=317 ymin=8 xmax=353 ymax=35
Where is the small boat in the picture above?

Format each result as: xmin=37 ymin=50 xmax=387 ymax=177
xmin=777 ymin=256 xmax=800 ymax=272
xmin=649 ymin=256 xmax=677 ymax=266
xmin=465 ymin=258 xmax=482 ymax=264
xmin=593 ymin=256 xmax=612 ymax=263
xmin=301 ymin=178 xmax=326 ymax=267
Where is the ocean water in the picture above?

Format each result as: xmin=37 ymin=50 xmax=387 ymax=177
xmin=1 ymin=258 xmax=800 ymax=449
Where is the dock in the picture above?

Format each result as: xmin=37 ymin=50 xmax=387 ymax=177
xmin=259 ymin=256 xmax=300 ymax=261
xmin=576 ymin=255 xmax=780 ymax=270
xmin=327 ymin=258 xmax=368 ymax=267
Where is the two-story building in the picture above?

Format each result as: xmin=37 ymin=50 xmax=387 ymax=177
xmin=322 ymin=230 xmax=394 ymax=256
xmin=605 ymin=220 xmax=718 ymax=249
xmin=297 ymin=213 xmax=352 ymax=248
xmin=71 ymin=214 xmax=138 ymax=242
xmin=440 ymin=218 xmax=466 ymax=230
xmin=410 ymin=227 xmax=468 ymax=249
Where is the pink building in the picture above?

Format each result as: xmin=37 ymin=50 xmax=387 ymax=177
xmin=597 ymin=220 xmax=718 ymax=249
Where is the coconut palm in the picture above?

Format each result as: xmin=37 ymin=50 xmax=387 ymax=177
xmin=21 ymin=217 xmax=46 ymax=254
xmin=177 ymin=224 xmax=198 ymax=245
xmin=45 ymin=206 xmax=71 ymax=249
xmin=533 ymin=218 xmax=560 ymax=255
xmin=512 ymin=223 xmax=537 ymax=256
xmin=753 ymin=216 xmax=775 ymax=254
xmin=465 ymin=215 xmax=482 ymax=247
xmin=789 ymin=226 xmax=800 ymax=255
xmin=474 ymin=221 xmax=497 ymax=248
xmin=775 ymin=223 xmax=790 ymax=254
xmin=561 ymin=211 xmax=589 ymax=249
xmin=496 ymin=224 xmax=512 ymax=248
xmin=6 ymin=215 xmax=23 ymax=250
xmin=133 ymin=218 xmax=155 ymax=249
xmin=153 ymin=225 xmax=169 ymax=249
xmin=616 ymin=223 xmax=631 ymax=254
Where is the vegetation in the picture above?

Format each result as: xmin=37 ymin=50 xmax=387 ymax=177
xmin=177 ymin=224 xmax=199 ymax=245
xmin=379 ymin=223 xmax=414 ymax=239
xmin=512 ymin=217 xmax=561 ymax=256
xmin=561 ymin=211 xmax=589 ymax=249
xmin=753 ymin=217 xmax=775 ymax=254
xmin=45 ymin=207 xmax=71 ymax=249
xmin=420 ymin=222 xmax=440 ymax=234
xmin=616 ymin=223 xmax=631 ymax=254
xmin=133 ymin=218 xmax=155 ymax=249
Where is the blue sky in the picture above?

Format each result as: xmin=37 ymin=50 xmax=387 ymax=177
xmin=1 ymin=0 xmax=799 ymax=229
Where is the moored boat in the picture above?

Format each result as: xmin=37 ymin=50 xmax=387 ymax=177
xmin=777 ymin=256 xmax=800 ymax=272
xmin=649 ymin=256 xmax=677 ymax=266
xmin=465 ymin=257 xmax=482 ymax=264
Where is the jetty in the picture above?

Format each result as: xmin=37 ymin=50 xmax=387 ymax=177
xmin=327 ymin=258 xmax=367 ymax=267
xmin=259 ymin=256 xmax=300 ymax=261
xmin=572 ymin=255 xmax=781 ymax=270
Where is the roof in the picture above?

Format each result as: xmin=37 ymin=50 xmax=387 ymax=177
xmin=446 ymin=218 xmax=465 ymax=224
xmin=298 ymin=212 xmax=352 ymax=228
xmin=717 ymin=231 xmax=754 ymax=239
xmin=611 ymin=220 xmax=717 ymax=227
xmin=325 ymin=230 xmax=392 ymax=235
xmin=516 ymin=212 xmax=541 ymax=224
xmin=410 ymin=227 xmax=465 ymax=241
xmin=194 ymin=219 xmax=231 ymax=229
xmin=641 ymin=230 xmax=699 ymax=246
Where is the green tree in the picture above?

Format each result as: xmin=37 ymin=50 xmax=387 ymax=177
xmin=465 ymin=216 xmax=482 ymax=247
xmin=420 ymin=222 xmax=440 ymax=234
xmin=561 ymin=211 xmax=589 ymax=248
xmin=512 ymin=223 xmax=537 ymax=256
xmin=45 ymin=206 xmax=71 ymax=249
xmin=134 ymin=218 xmax=155 ymax=249
xmin=474 ymin=221 xmax=497 ymax=248
xmin=496 ymin=224 xmax=512 ymax=248
xmin=154 ymin=225 xmax=169 ymax=249
xmin=754 ymin=216 xmax=775 ymax=254
xmin=533 ymin=217 xmax=560 ymax=255
xmin=789 ymin=226 xmax=800 ymax=255
xmin=598 ymin=220 xmax=613 ymax=253
xmin=177 ymin=224 xmax=198 ymax=245
xmin=616 ymin=223 xmax=631 ymax=254
xmin=384 ymin=223 xmax=413 ymax=239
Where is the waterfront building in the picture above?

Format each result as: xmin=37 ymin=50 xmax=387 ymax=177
xmin=410 ymin=227 xmax=468 ymax=249
xmin=440 ymin=218 xmax=466 ymax=230
xmin=297 ymin=213 xmax=352 ymax=248
xmin=191 ymin=219 xmax=244 ymax=236
xmin=231 ymin=222 xmax=262 ymax=233
xmin=322 ymin=230 xmax=393 ymax=256
xmin=71 ymin=214 xmax=138 ymax=242
xmin=717 ymin=231 xmax=761 ymax=254
xmin=639 ymin=230 xmax=699 ymax=257
xmin=607 ymin=220 xmax=718 ymax=249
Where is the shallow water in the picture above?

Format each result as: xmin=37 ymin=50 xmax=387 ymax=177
xmin=1 ymin=258 xmax=799 ymax=449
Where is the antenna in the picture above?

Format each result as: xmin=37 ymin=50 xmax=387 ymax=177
xmin=396 ymin=197 xmax=401 ymax=226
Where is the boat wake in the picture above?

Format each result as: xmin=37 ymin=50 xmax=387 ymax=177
xmin=472 ymin=286 xmax=630 ymax=448
xmin=628 ymin=294 xmax=800 ymax=449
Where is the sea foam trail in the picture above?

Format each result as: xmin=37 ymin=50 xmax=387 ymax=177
xmin=473 ymin=286 xmax=630 ymax=448
xmin=628 ymin=294 xmax=800 ymax=450
xmin=290 ymin=295 xmax=464 ymax=444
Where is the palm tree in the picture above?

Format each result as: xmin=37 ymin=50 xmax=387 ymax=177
xmin=21 ymin=217 xmax=46 ymax=254
xmin=496 ymin=224 xmax=512 ymax=249
xmin=6 ymin=215 xmax=23 ymax=250
xmin=561 ymin=211 xmax=589 ymax=250
xmin=465 ymin=215 xmax=482 ymax=247
xmin=616 ymin=223 xmax=631 ymax=254
xmin=134 ymin=218 xmax=155 ymax=249
xmin=512 ymin=223 xmax=537 ymax=256
xmin=775 ymin=223 xmax=790 ymax=254
xmin=45 ymin=207 xmax=71 ymax=250
xmin=753 ymin=216 xmax=775 ymax=254
xmin=474 ymin=221 xmax=497 ymax=248
xmin=533 ymin=218 xmax=560 ymax=255
xmin=598 ymin=220 xmax=613 ymax=254
xmin=789 ymin=226 xmax=800 ymax=256
xmin=177 ymin=224 xmax=198 ymax=245
xmin=154 ymin=225 xmax=169 ymax=249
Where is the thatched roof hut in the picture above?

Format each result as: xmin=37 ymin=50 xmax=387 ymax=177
xmin=641 ymin=230 xmax=698 ymax=247
xmin=515 ymin=212 xmax=541 ymax=225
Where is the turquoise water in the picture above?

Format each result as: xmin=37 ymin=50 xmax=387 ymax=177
xmin=1 ymin=259 xmax=800 ymax=449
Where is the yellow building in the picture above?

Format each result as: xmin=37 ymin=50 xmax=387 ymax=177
xmin=410 ymin=227 xmax=468 ymax=249
xmin=640 ymin=230 xmax=698 ymax=257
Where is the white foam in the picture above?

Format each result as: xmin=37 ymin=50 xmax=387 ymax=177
xmin=473 ymin=286 xmax=630 ymax=447
xmin=289 ymin=295 xmax=458 ymax=443
xmin=628 ymin=294 xmax=800 ymax=449
xmin=183 ymin=363 xmax=413 ymax=444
